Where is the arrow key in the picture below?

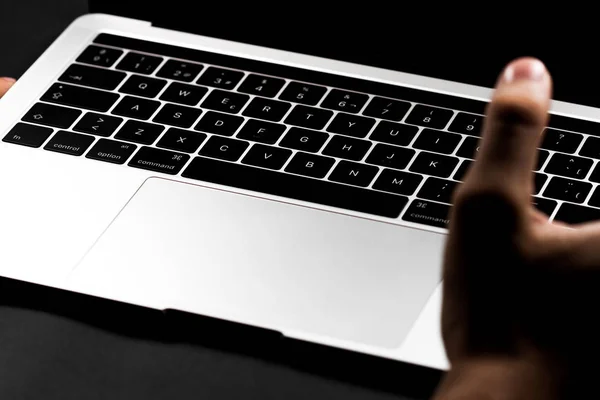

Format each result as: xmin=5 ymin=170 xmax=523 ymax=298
xmin=73 ymin=112 xmax=123 ymax=137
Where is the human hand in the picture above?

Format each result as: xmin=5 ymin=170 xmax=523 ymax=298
xmin=0 ymin=77 xmax=15 ymax=98
xmin=433 ymin=58 xmax=600 ymax=399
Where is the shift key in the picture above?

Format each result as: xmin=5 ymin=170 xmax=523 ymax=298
xmin=128 ymin=147 xmax=190 ymax=175
xmin=402 ymin=199 xmax=451 ymax=229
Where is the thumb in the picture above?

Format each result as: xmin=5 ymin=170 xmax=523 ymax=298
xmin=0 ymin=77 xmax=16 ymax=98
xmin=461 ymin=57 xmax=552 ymax=210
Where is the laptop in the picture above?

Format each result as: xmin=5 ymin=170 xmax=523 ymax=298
xmin=2 ymin=3 xmax=600 ymax=371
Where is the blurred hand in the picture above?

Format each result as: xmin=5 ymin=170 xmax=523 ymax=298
xmin=0 ymin=77 xmax=15 ymax=98
xmin=433 ymin=58 xmax=600 ymax=399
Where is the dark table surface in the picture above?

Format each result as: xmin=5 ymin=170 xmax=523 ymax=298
xmin=0 ymin=2 xmax=442 ymax=399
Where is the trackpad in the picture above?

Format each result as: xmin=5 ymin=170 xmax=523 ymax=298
xmin=68 ymin=177 xmax=444 ymax=349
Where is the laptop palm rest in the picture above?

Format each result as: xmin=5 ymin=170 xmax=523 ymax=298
xmin=67 ymin=177 xmax=444 ymax=349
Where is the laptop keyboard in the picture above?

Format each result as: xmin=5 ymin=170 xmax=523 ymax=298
xmin=5 ymin=33 xmax=600 ymax=228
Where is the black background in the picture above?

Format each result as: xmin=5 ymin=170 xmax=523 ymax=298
xmin=0 ymin=1 xmax=443 ymax=399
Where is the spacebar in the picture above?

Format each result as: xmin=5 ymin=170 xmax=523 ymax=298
xmin=181 ymin=157 xmax=408 ymax=218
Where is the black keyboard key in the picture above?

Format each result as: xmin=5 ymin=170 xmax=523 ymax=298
xmin=326 ymin=113 xmax=376 ymax=138
xmin=156 ymin=128 xmax=207 ymax=153
xmin=114 ymin=120 xmax=165 ymax=145
xmin=532 ymin=197 xmax=557 ymax=217
xmin=588 ymin=187 xmax=600 ymax=208
xmin=405 ymin=105 xmax=453 ymax=130
xmin=365 ymin=143 xmax=415 ymax=170
xmin=372 ymin=169 xmax=423 ymax=196
xmin=22 ymin=103 xmax=81 ymax=129
xmin=409 ymin=151 xmax=459 ymax=178
xmin=159 ymin=82 xmax=208 ymax=106
xmin=2 ymin=123 xmax=53 ymax=148
xmin=590 ymin=164 xmax=600 ymax=183
xmin=197 ymin=67 xmax=244 ymax=89
xmin=73 ymin=113 xmax=123 ymax=137
xmin=456 ymin=137 xmax=480 ymax=159
xmin=201 ymin=90 xmax=249 ymax=114
xmin=112 ymin=96 xmax=161 ymax=120
xmin=194 ymin=111 xmax=244 ymax=136
xmin=369 ymin=121 xmax=419 ymax=147
xmin=279 ymin=127 xmax=329 ymax=153
xmin=153 ymin=103 xmax=202 ymax=128
xmin=329 ymin=161 xmax=379 ymax=187
xmin=279 ymin=81 xmax=327 ymax=105
xmin=238 ymin=74 xmax=286 ymax=97
xmin=182 ymin=156 xmax=407 ymax=218
xmin=59 ymin=64 xmax=126 ymax=90
xmin=448 ymin=112 xmax=483 ymax=136
xmin=76 ymin=45 xmax=123 ymax=68
xmin=237 ymin=119 xmax=286 ymax=144
xmin=199 ymin=136 xmax=249 ymax=161
xmin=86 ymin=139 xmax=137 ymax=165
xmin=284 ymin=152 xmax=335 ymax=178
xmin=537 ymin=150 xmax=550 ymax=171
xmin=540 ymin=128 xmax=583 ymax=154
xmin=544 ymin=153 xmax=593 ymax=180
xmin=579 ymin=137 xmax=600 ymax=160
xmin=241 ymin=144 xmax=292 ymax=170
xmin=413 ymin=128 xmax=462 ymax=155
xmin=41 ymin=83 xmax=118 ymax=112
xmin=284 ymin=105 xmax=333 ymax=130
xmin=554 ymin=203 xmax=600 ymax=225
xmin=543 ymin=176 xmax=592 ymax=203
xmin=417 ymin=178 xmax=458 ymax=204
xmin=119 ymin=75 xmax=167 ymax=98
xmin=156 ymin=60 xmax=203 ymax=82
xmin=322 ymin=135 xmax=372 ymax=161
xmin=402 ymin=199 xmax=450 ymax=229
xmin=116 ymin=52 xmax=163 ymax=74
xmin=534 ymin=173 xmax=548 ymax=194
xmin=43 ymin=130 xmax=95 ymax=156
xmin=128 ymin=147 xmax=190 ymax=175
xmin=453 ymin=160 xmax=472 ymax=181
xmin=362 ymin=97 xmax=411 ymax=121
xmin=242 ymin=98 xmax=291 ymax=122
xmin=321 ymin=89 xmax=369 ymax=113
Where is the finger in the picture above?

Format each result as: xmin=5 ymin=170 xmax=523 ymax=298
xmin=0 ymin=77 xmax=16 ymax=98
xmin=459 ymin=57 xmax=552 ymax=208
xmin=535 ymin=221 xmax=600 ymax=270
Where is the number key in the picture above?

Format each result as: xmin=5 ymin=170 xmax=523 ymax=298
xmin=197 ymin=67 xmax=244 ymax=90
xmin=156 ymin=60 xmax=203 ymax=82
xmin=238 ymin=74 xmax=286 ymax=97
xmin=321 ymin=89 xmax=369 ymax=113
xmin=116 ymin=52 xmax=163 ymax=75
xmin=279 ymin=81 xmax=327 ymax=105
xmin=448 ymin=112 xmax=484 ymax=136
xmin=405 ymin=105 xmax=454 ymax=129
xmin=362 ymin=97 xmax=411 ymax=121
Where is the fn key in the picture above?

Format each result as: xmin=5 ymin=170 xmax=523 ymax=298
xmin=3 ymin=123 xmax=53 ymax=148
